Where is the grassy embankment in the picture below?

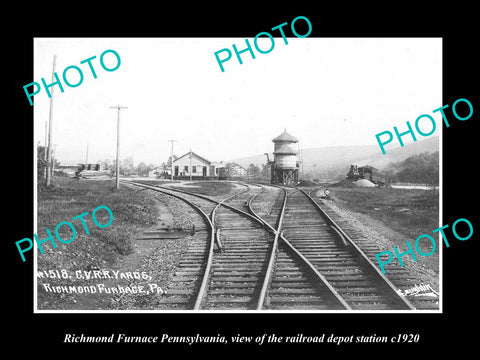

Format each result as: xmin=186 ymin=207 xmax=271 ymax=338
xmin=37 ymin=177 xmax=160 ymax=308
xmin=323 ymin=185 xmax=440 ymax=283
xmin=325 ymin=186 xmax=439 ymax=240
xmin=36 ymin=178 xmax=238 ymax=309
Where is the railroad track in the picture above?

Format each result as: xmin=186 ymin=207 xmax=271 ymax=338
xmin=251 ymin=186 xmax=416 ymax=310
xmin=306 ymin=188 xmax=439 ymax=310
xmin=200 ymin=186 xmax=272 ymax=310
xmin=122 ymin=180 xmax=275 ymax=310
xmin=248 ymin=185 xmax=351 ymax=310
xmin=121 ymin=180 xmax=214 ymax=309
xmin=123 ymin=180 xmax=354 ymax=310
xmin=207 ymin=185 xmax=349 ymax=310
xmin=122 ymin=180 xmax=418 ymax=311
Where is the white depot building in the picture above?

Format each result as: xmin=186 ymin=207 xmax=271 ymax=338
xmin=172 ymin=151 xmax=225 ymax=179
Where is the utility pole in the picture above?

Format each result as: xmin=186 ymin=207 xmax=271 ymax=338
xmin=110 ymin=105 xmax=128 ymax=189
xmin=44 ymin=121 xmax=48 ymax=179
xmin=168 ymin=139 xmax=177 ymax=181
xmin=85 ymin=142 xmax=89 ymax=165
xmin=189 ymin=149 xmax=192 ymax=181
xmin=298 ymin=140 xmax=304 ymax=180
xmin=46 ymin=55 xmax=56 ymax=186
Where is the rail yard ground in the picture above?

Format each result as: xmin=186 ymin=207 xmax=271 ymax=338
xmin=319 ymin=185 xmax=439 ymax=241
xmin=36 ymin=177 xmax=439 ymax=310
xmin=36 ymin=178 xmax=240 ymax=310
xmin=311 ymin=184 xmax=439 ymax=291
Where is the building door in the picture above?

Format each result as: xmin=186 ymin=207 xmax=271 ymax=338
xmin=174 ymin=166 xmax=179 ymax=176
xmin=203 ymin=166 xmax=207 ymax=176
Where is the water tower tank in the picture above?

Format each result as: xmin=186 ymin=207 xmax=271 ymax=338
xmin=273 ymin=144 xmax=297 ymax=169
xmin=270 ymin=129 xmax=300 ymax=185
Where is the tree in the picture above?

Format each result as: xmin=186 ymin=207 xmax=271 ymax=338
xmin=136 ymin=162 xmax=151 ymax=176
xmin=261 ymin=163 xmax=270 ymax=177
xmin=247 ymin=163 xmax=260 ymax=177
xmin=165 ymin=155 xmax=178 ymax=169
xmin=37 ymin=146 xmax=47 ymax=179
xmin=121 ymin=157 xmax=135 ymax=175
xmin=99 ymin=159 xmax=113 ymax=170
xmin=385 ymin=152 xmax=439 ymax=186
xmin=222 ymin=162 xmax=234 ymax=178
xmin=123 ymin=157 xmax=134 ymax=171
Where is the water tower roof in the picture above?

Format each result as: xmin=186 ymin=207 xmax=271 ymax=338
xmin=272 ymin=129 xmax=298 ymax=143
xmin=273 ymin=144 xmax=297 ymax=154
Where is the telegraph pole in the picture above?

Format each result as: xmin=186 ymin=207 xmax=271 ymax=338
xmin=189 ymin=149 xmax=192 ymax=181
xmin=85 ymin=142 xmax=89 ymax=165
xmin=168 ymin=139 xmax=177 ymax=181
xmin=44 ymin=121 xmax=48 ymax=179
xmin=46 ymin=55 xmax=56 ymax=186
xmin=110 ymin=105 xmax=128 ymax=189
xmin=298 ymin=140 xmax=304 ymax=180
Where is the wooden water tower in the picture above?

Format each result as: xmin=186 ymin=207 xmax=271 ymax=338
xmin=268 ymin=129 xmax=299 ymax=185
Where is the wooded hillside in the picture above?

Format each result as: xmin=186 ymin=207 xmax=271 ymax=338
xmin=384 ymin=152 xmax=439 ymax=185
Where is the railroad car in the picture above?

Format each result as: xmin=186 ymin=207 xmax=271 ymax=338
xmin=347 ymin=165 xmax=386 ymax=185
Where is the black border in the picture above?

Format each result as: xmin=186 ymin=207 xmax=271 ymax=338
xmin=6 ymin=4 xmax=479 ymax=354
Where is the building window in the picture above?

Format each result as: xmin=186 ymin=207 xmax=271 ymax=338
xmin=192 ymin=166 xmax=196 ymax=173
xmin=184 ymin=166 xmax=188 ymax=172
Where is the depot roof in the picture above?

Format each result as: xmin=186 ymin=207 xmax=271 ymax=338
xmin=173 ymin=151 xmax=211 ymax=165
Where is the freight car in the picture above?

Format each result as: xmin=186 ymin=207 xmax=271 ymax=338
xmin=347 ymin=165 xmax=386 ymax=185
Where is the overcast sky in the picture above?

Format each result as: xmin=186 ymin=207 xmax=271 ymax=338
xmin=33 ymin=37 xmax=442 ymax=166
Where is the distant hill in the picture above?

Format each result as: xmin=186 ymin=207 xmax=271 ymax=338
xmin=384 ymin=151 xmax=439 ymax=185
xmin=348 ymin=136 xmax=439 ymax=170
xmin=230 ymin=136 xmax=439 ymax=181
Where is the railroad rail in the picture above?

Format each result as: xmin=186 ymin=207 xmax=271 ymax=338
xmin=252 ymin=185 xmax=416 ymax=310
xmin=120 ymin=180 xmax=214 ymax=309
xmin=122 ymin=180 xmax=418 ymax=311
xmin=248 ymin=186 xmax=351 ymax=310
xmin=150 ymin=181 xmax=360 ymax=310
xmin=306 ymin=187 xmax=438 ymax=310
xmin=122 ymin=180 xmax=274 ymax=309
